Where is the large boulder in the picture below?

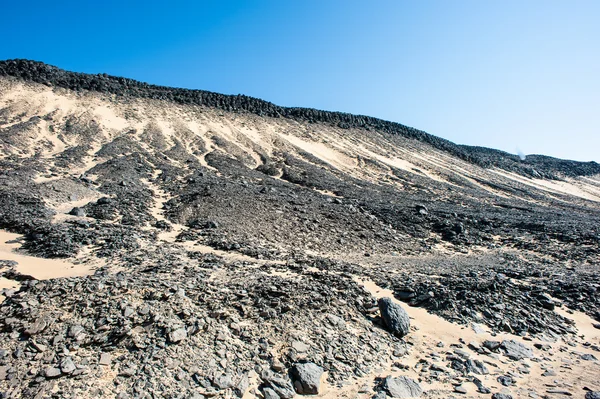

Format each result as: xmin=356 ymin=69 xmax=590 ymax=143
xmin=290 ymin=362 xmax=324 ymax=395
xmin=378 ymin=297 xmax=411 ymax=337
xmin=383 ymin=376 xmax=423 ymax=398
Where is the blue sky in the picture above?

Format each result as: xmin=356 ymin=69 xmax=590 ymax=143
xmin=1 ymin=1 xmax=598 ymax=161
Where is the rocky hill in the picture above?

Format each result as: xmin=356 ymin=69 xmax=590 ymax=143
xmin=0 ymin=60 xmax=598 ymax=399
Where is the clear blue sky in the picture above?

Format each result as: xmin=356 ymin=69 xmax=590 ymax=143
xmin=1 ymin=1 xmax=598 ymax=161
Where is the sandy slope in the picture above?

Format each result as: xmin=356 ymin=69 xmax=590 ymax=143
xmin=2 ymin=80 xmax=599 ymax=205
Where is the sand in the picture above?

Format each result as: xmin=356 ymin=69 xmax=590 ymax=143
xmin=0 ymin=230 xmax=94 ymax=282
xmin=309 ymin=277 xmax=600 ymax=399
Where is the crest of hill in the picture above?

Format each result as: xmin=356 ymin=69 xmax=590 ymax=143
xmin=1 ymin=59 xmax=598 ymax=179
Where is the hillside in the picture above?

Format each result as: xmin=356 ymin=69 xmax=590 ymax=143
xmin=0 ymin=60 xmax=599 ymax=399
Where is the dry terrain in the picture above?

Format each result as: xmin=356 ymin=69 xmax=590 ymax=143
xmin=0 ymin=60 xmax=598 ymax=399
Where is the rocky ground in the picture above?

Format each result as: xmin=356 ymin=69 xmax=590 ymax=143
xmin=0 ymin=60 xmax=598 ymax=398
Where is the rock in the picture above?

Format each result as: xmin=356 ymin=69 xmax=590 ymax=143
xmin=534 ymin=343 xmax=551 ymax=351
xmin=0 ymin=366 xmax=8 ymax=380
xmin=262 ymin=387 xmax=280 ymax=399
xmin=291 ymin=362 xmax=324 ymax=395
xmin=546 ymin=389 xmax=573 ymax=395
xmin=378 ymin=297 xmax=411 ymax=337
xmin=68 ymin=324 xmax=85 ymax=338
xmin=69 ymin=207 xmax=86 ymax=217
xmin=468 ymin=341 xmax=481 ymax=351
xmin=60 ymin=357 xmax=76 ymax=374
xmin=415 ymin=205 xmax=428 ymax=215
xmin=396 ymin=290 xmax=416 ymax=301
xmin=473 ymin=377 xmax=490 ymax=394
xmin=234 ymin=373 xmax=249 ymax=397
xmin=492 ymin=394 xmax=513 ymax=399
xmin=454 ymin=349 xmax=471 ymax=359
xmin=537 ymin=293 xmax=556 ymax=310
xmin=261 ymin=371 xmax=295 ymax=399
xmin=585 ymin=392 xmax=600 ymax=399
xmin=466 ymin=359 xmax=489 ymax=375
xmin=471 ymin=323 xmax=486 ymax=334
xmin=99 ymin=353 xmax=111 ymax=366
xmin=383 ymin=376 xmax=423 ymax=398
xmin=168 ymin=327 xmax=187 ymax=343
xmin=497 ymin=375 xmax=513 ymax=386
xmin=454 ymin=385 xmax=467 ymax=394
xmin=483 ymin=340 xmax=501 ymax=351
xmin=123 ymin=307 xmax=135 ymax=318
xmin=500 ymin=340 xmax=533 ymax=360
xmin=213 ymin=373 xmax=234 ymax=389
xmin=581 ymin=353 xmax=598 ymax=361
xmin=97 ymin=197 xmax=112 ymax=205
xmin=44 ymin=367 xmax=62 ymax=378
xmin=291 ymin=341 xmax=309 ymax=353
xmin=272 ymin=359 xmax=286 ymax=372
xmin=29 ymin=340 xmax=47 ymax=352
xmin=25 ymin=318 xmax=48 ymax=335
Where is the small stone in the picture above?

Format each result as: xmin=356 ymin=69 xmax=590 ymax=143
xmin=261 ymin=370 xmax=295 ymax=398
xmin=25 ymin=319 xmax=48 ymax=335
xmin=497 ymin=375 xmax=513 ymax=386
xmin=272 ymin=359 xmax=286 ymax=372
xmin=483 ymin=340 xmax=501 ymax=351
xmin=466 ymin=359 xmax=489 ymax=375
xmin=68 ymin=324 xmax=85 ymax=338
xmin=291 ymin=341 xmax=309 ymax=353
xmin=30 ymin=340 xmax=47 ymax=352
xmin=454 ymin=385 xmax=468 ymax=394
xmin=472 ymin=323 xmax=486 ymax=334
xmin=168 ymin=327 xmax=187 ymax=343
xmin=213 ymin=373 xmax=234 ymax=389
xmin=262 ymin=387 xmax=280 ymax=399
xmin=44 ymin=367 xmax=62 ymax=378
xmin=468 ymin=341 xmax=481 ymax=351
xmin=291 ymin=362 xmax=324 ymax=395
xmin=546 ymin=389 xmax=573 ymax=396
xmin=123 ymin=307 xmax=135 ymax=318
xmin=500 ymin=340 xmax=533 ymax=360
xmin=383 ymin=375 xmax=423 ymax=398
xmin=69 ymin=207 xmax=86 ymax=217
xmin=60 ymin=357 xmax=76 ymax=374
xmin=99 ymin=353 xmax=111 ymax=366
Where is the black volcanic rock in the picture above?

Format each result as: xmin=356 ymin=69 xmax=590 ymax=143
xmin=378 ymin=297 xmax=411 ymax=337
